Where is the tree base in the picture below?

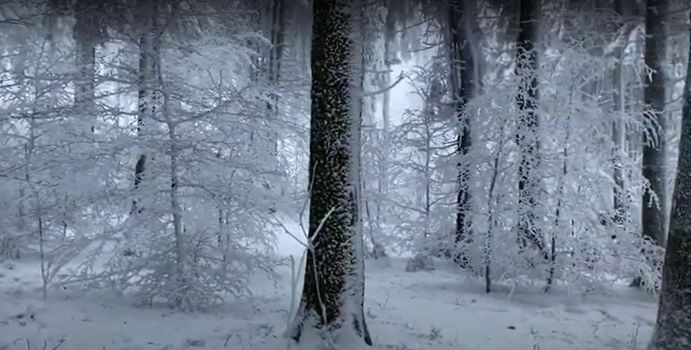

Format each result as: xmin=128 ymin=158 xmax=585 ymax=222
xmin=289 ymin=310 xmax=372 ymax=348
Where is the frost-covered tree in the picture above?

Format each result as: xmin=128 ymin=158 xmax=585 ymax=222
xmin=130 ymin=0 xmax=162 ymax=216
xmin=0 ymin=0 xmax=292 ymax=309
xmin=611 ymin=0 xmax=631 ymax=226
xmin=72 ymin=0 xmax=104 ymax=135
xmin=515 ymin=0 xmax=547 ymax=260
xmin=78 ymin=8 xmax=286 ymax=310
xmin=393 ymin=61 xmax=455 ymax=258
xmin=447 ymin=0 xmax=480 ymax=267
xmin=0 ymin=2 xmax=95 ymax=294
xmin=288 ymin=0 xmax=372 ymax=346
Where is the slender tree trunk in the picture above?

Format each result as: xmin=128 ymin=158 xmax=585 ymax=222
xmin=131 ymin=0 xmax=162 ymax=215
xmin=612 ymin=0 xmax=628 ymax=226
xmin=423 ymin=98 xmax=432 ymax=239
xmin=485 ymin=148 xmax=501 ymax=293
xmin=641 ymin=0 xmax=668 ymax=246
xmin=267 ymin=0 xmax=286 ymax=156
xmin=73 ymin=0 xmax=98 ymax=135
xmin=547 ymin=87 xmax=573 ymax=293
xmin=647 ymin=10 xmax=691 ymax=348
xmin=14 ymin=44 xmax=27 ymax=235
xmin=515 ymin=0 xmax=546 ymax=258
xmin=289 ymin=0 xmax=371 ymax=346
xmin=269 ymin=0 xmax=286 ymax=102
xmin=37 ymin=196 xmax=47 ymax=300
xmin=168 ymin=124 xmax=187 ymax=309
xmin=374 ymin=0 xmax=397 ymax=250
xmin=448 ymin=0 xmax=474 ymax=267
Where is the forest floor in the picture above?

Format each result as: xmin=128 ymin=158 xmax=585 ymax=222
xmin=0 ymin=255 xmax=657 ymax=350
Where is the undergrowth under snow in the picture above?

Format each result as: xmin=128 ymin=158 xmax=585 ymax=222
xmin=0 ymin=257 xmax=656 ymax=350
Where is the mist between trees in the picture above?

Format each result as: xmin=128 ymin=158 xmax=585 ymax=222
xmin=1 ymin=0 xmax=691 ymax=349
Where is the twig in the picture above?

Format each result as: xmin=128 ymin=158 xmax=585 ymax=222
xmin=274 ymin=219 xmax=307 ymax=248
xmin=630 ymin=322 xmax=640 ymax=349
xmin=299 ymin=162 xmax=318 ymax=240
xmin=362 ymin=72 xmax=406 ymax=97
xmin=51 ymin=339 xmax=65 ymax=350
xmin=309 ymin=207 xmax=335 ymax=246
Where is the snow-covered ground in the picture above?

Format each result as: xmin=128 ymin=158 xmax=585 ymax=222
xmin=0 ymin=255 xmax=657 ymax=350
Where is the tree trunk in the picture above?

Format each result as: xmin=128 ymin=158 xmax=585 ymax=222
xmin=646 ymin=10 xmax=691 ymax=348
xmin=373 ymin=0 xmax=397 ymax=257
xmin=423 ymin=93 xmax=433 ymax=239
xmin=547 ymin=87 xmax=573 ymax=293
xmin=612 ymin=0 xmax=627 ymax=226
xmin=168 ymin=124 xmax=187 ymax=310
xmin=267 ymin=0 xmax=286 ymax=156
xmin=515 ymin=0 xmax=546 ymax=258
xmin=289 ymin=0 xmax=371 ymax=346
xmin=14 ymin=43 xmax=27 ymax=235
xmin=485 ymin=148 xmax=501 ymax=293
xmin=448 ymin=0 xmax=475 ymax=267
xmin=131 ymin=0 xmax=162 ymax=215
xmin=269 ymin=0 xmax=286 ymax=98
xmin=641 ymin=0 xmax=667 ymax=246
xmin=73 ymin=0 xmax=98 ymax=135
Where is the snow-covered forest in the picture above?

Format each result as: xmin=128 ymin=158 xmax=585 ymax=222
xmin=1 ymin=0 xmax=691 ymax=349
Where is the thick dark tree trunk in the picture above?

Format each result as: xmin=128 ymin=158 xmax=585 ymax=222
xmin=448 ymin=0 xmax=474 ymax=268
xmin=131 ymin=0 xmax=162 ymax=215
xmin=289 ymin=0 xmax=371 ymax=346
xmin=647 ymin=10 xmax=691 ymax=349
xmin=641 ymin=0 xmax=668 ymax=246
xmin=515 ymin=0 xmax=546 ymax=258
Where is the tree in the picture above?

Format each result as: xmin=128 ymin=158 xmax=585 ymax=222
xmin=447 ymin=0 xmax=477 ymax=267
xmin=515 ymin=0 xmax=546 ymax=258
xmin=611 ymin=0 xmax=629 ymax=226
xmin=288 ymin=0 xmax=372 ymax=346
xmin=646 ymin=8 xmax=691 ymax=349
xmin=394 ymin=61 xmax=452 ymax=258
xmin=44 ymin=0 xmax=290 ymax=310
xmin=131 ymin=0 xmax=163 ymax=215
xmin=72 ymin=0 xmax=102 ymax=135
xmin=641 ymin=0 xmax=668 ymax=246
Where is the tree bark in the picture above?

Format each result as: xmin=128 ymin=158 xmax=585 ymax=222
xmin=168 ymin=123 xmax=187 ymax=309
xmin=267 ymin=0 xmax=286 ymax=155
xmin=612 ymin=0 xmax=628 ymax=226
xmin=448 ymin=0 xmax=475 ymax=267
xmin=268 ymin=0 xmax=286 ymax=92
xmin=289 ymin=0 xmax=371 ymax=346
xmin=641 ymin=0 xmax=668 ymax=246
xmin=647 ymin=10 xmax=691 ymax=349
xmin=131 ymin=0 xmax=162 ymax=215
xmin=515 ymin=0 xmax=546 ymax=257
xmin=73 ymin=0 xmax=99 ymax=135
